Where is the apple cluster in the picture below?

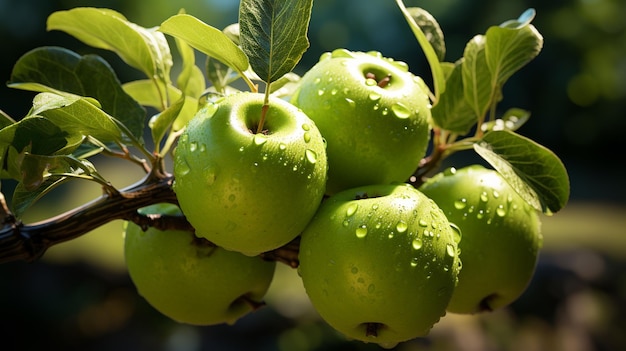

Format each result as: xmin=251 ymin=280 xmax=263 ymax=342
xmin=123 ymin=49 xmax=543 ymax=348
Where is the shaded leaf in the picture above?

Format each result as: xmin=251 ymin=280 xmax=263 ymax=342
xmin=150 ymin=96 xmax=185 ymax=149
xmin=239 ymin=0 xmax=313 ymax=83
xmin=207 ymin=57 xmax=240 ymax=93
xmin=12 ymin=175 xmax=68 ymax=218
xmin=474 ymin=130 xmax=570 ymax=214
xmin=8 ymin=47 xmax=145 ymax=139
xmin=431 ymin=60 xmax=476 ymax=134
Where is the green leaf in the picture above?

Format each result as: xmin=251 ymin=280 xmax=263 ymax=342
xmin=485 ymin=14 xmax=543 ymax=88
xmin=431 ymin=60 xmax=477 ymax=134
xmin=0 ymin=110 xmax=16 ymax=129
xmin=480 ymin=107 xmax=530 ymax=133
xmin=395 ymin=0 xmax=446 ymax=104
xmin=269 ymin=72 xmax=301 ymax=98
xmin=18 ymin=153 xmax=95 ymax=192
xmin=405 ymin=7 xmax=446 ymax=61
xmin=174 ymin=33 xmax=206 ymax=98
xmin=473 ymin=130 xmax=570 ymax=214
xmin=8 ymin=47 xmax=145 ymax=139
xmin=206 ymin=57 xmax=240 ymax=93
xmin=160 ymin=14 xmax=249 ymax=75
xmin=12 ymin=175 xmax=69 ymax=218
xmin=462 ymin=35 xmax=493 ymax=120
xmin=31 ymin=93 xmax=124 ymax=143
xmin=239 ymin=0 xmax=313 ymax=83
xmin=47 ymin=8 xmax=172 ymax=82
xmin=150 ymin=96 xmax=185 ymax=149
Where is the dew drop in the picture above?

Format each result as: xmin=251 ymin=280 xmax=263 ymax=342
xmin=301 ymin=123 xmax=311 ymax=131
xmin=444 ymin=167 xmax=457 ymax=176
xmin=279 ymin=143 xmax=287 ymax=151
xmin=365 ymin=78 xmax=377 ymax=86
xmin=189 ymin=141 xmax=198 ymax=152
xmin=238 ymin=146 xmax=245 ymax=152
xmin=418 ymin=219 xmax=428 ymax=227
xmin=391 ymin=102 xmax=411 ymax=119
xmin=412 ymin=237 xmax=423 ymax=250
xmin=342 ymin=220 xmax=350 ymax=227
xmin=496 ymin=204 xmax=507 ymax=217
xmin=317 ymin=89 xmax=325 ymax=96
xmin=356 ymin=225 xmax=368 ymax=238
xmin=410 ymin=258 xmax=419 ymax=267
xmin=492 ymin=190 xmax=500 ymax=199
xmin=253 ymin=134 xmax=267 ymax=145
xmin=292 ymin=165 xmax=298 ymax=172
xmin=480 ymin=191 xmax=489 ymax=202
xmin=331 ymin=89 xmax=338 ymax=95
xmin=345 ymin=98 xmax=356 ymax=108
xmin=305 ymin=149 xmax=317 ymax=164
xmin=314 ymin=77 xmax=321 ymax=84
xmin=381 ymin=108 xmax=389 ymax=116
xmin=396 ymin=220 xmax=408 ymax=233
xmin=454 ymin=198 xmax=467 ymax=210
xmin=346 ymin=203 xmax=359 ymax=217
xmin=177 ymin=159 xmax=191 ymax=176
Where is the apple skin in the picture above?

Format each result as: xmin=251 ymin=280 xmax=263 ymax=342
xmin=298 ymin=184 xmax=461 ymax=346
xmin=123 ymin=204 xmax=276 ymax=325
xmin=173 ymin=92 xmax=327 ymax=256
xmin=419 ymin=165 xmax=542 ymax=314
xmin=290 ymin=49 xmax=432 ymax=194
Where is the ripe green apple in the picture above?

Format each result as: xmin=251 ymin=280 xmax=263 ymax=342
xmin=123 ymin=204 xmax=276 ymax=325
xmin=290 ymin=48 xmax=432 ymax=194
xmin=419 ymin=165 xmax=542 ymax=314
xmin=298 ymin=184 xmax=461 ymax=347
xmin=173 ymin=92 xmax=327 ymax=255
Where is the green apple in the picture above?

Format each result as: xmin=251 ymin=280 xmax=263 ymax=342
xmin=123 ymin=204 xmax=276 ymax=325
xmin=290 ymin=48 xmax=432 ymax=194
xmin=419 ymin=165 xmax=542 ymax=314
xmin=298 ymin=184 xmax=461 ymax=347
xmin=173 ymin=92 xmax=327 ymax=255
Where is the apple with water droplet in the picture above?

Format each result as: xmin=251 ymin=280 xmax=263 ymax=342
xmin=290 ymin=49 xmax=432 ymax=194
xmin=419 ymin=165 xmax=542 ymax=314
xmin=173 ymin=92 xmax=327 ymax=256
xmin=298 ymin=183 xmax=461 ymax=347
xmin=124 ymin=204 xmax=276 ymax=325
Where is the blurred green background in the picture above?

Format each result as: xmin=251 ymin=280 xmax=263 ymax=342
xmin=0 ymin=0 xmax=624 ymax=350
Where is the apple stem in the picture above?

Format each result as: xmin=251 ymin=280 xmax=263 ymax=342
xmin=256 ymin=82 xmax=273 ymax=134
xmin=365 ymin=322 xmax=381 ymax=338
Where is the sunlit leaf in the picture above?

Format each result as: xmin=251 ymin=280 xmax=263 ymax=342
xmin=174 ymin=33 xmax=206 ymax=98
xmin=405 ymin=7 xmax=446 ymax=61
xmin=31 ymin=93 xmax=124 ymax=143
xmin=474 ymin=130 xmax=570 ymax=214
xmin=480 ymin=108 xmax=530 ymax=133
xmin=462 ymin=35 xmax=493 ymax=120
xmin=8 ymin=47 xmax=145 ymax=139
xmin=160 ymin=14 xmax=249 ymax=74
xmin=239 ymin=0 xmax=313 ymax=83
xmin=395 ymin=0 xmax=446 ymax=104
xmin=150 ymin=96 xmax=185 ymax=149
xmin=47 ymin=8 xmax=168 ymax=79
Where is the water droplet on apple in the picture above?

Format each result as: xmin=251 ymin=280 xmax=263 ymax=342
xmin=342 ymin=220 xmax=350 ymax=227
xmin=496 ymin=204 xmax=507 ymax=217
xmin=477 ymin=209 xmax=485 ymax=219
xmin=177 ymin=159 xmax=191 ymax=176
xmin=351 ymin=266 xmax=359 ymax=274
xmin=368 ymin=92 xmax=381 ymax=101
xmin=379 ymin=341 xmax=399 ymax=350
xmin=391 ymin=102 xmax=411 ymax=119
xmin=239 ymin=146 xmax=245 ymax=152
xmin=410 ymin=258 xmax=419 ymax=267
xmin=480 ymin=191 xmax=489 ymax=202
xmin=253 ymin=134 xmax=267 ymax=145
xmin=331 ymin=89 xmax=338 ymax=95
xmin=317 ymin=89 xmax=325 ymax=96
xmin=418 ymin=219 xmax=428 ymax=227
xmin=314 ymin=77 xmax=321 ymax=84
xmin=367 ymin=284 xmax=376 ymax=293
xmin=305 ymin=149 xmax=317 ymax=164
xmin=412 ymin=237 xmax=423 ymax=250
xmin=449 ymin=223 xmax=462 ymax=244
xmin=204 ymin=167 xmax=216 ymax=185
xmin=381 ymin=108 xmax=389 ymax=116
xmin=356 ymin=225 xmax=368 ymax=238
xmin=365 ymin=78 xmax=377 ymax=86
xmin=189 ymin=142 xmax=198 ymax=152
xmin=292 ymin=165 xmax=298 ymax=172
xmin=446 ymin=244 xmax=456 ymax=258
xmin=454 ymin=198 xmax=467 ymax=210
xmin=346 ymin=203 xmax=359 ymax=217
xmin=444 ymin=167 xmax=457 ymax=176
xmin=279 ymin=143 xmax=287 ymax=151
xmin=345 ymin=98 xmax=356 ymax=108
xmin=396 ymin=220 xmax=408 ymax=233
xmin=301 ymin=123 xmax=311 ymax=131
xmin=303 ymin=132 xmax=311 ymax=143
xmin=492 ymin=190 xmax=500 ymax=199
